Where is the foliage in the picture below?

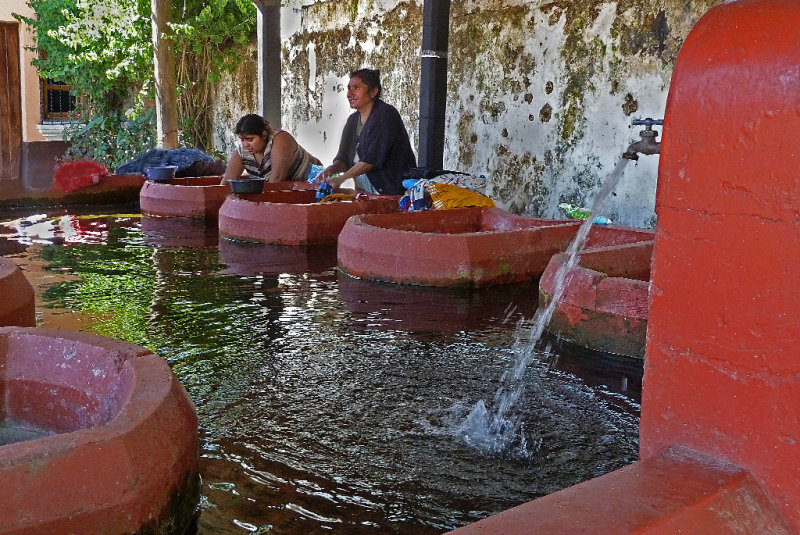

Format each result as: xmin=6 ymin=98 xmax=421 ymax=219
xmin=14 ymin=0 xmax=256 ymax=160
xmin=63 ymin=108 xmax=156 ymax=170
xmin=172 ymin=0 xmax=257 ymax=151
xmin=15 ymin=0 xmax=152 ymax=115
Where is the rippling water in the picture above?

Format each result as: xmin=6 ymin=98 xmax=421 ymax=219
xmin=0 ymin=207 xmax=642 ymax=534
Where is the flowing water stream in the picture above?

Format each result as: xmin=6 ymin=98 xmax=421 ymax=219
xmin=0 ymin=189 xmax=639 ymax=534
xmin=459 ymin=159 xmax=631 ymax=455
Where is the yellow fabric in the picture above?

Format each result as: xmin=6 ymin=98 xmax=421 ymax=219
xmin=428 ymin=183 xmax=495 ymax=209
xmin=319 ymin=193 xmax=358 ymax=203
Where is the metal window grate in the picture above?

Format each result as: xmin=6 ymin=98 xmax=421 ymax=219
xmin=42 ymin=79 xmax=76 ymax=119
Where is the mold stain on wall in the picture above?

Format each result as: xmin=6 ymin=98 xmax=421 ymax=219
xmin=282 ymin=1 xmax=423 ymax=162
xmin=444 ymin=0 xmax=722 ymax=224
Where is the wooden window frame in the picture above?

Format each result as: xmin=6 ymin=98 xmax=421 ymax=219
xmin=41 ymin=77 xmax=77 ymax=121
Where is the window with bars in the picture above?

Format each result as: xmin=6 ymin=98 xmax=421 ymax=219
xmin=41 ymin=78 xmax=76 ymax=121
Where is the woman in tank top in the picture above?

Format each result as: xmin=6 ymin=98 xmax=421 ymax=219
xmin=221 ymin=114 xmax=320 ymax=186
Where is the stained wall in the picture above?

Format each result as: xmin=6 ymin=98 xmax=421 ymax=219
xmin=213 ymin=0 xmax=721 ymax=228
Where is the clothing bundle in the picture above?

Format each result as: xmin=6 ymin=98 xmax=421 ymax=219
xmin=398 ymin=173 xmax=493 ymax=211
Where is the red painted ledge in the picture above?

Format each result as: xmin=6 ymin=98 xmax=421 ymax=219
xmin=0 ymin=327 xmax=199 ymax=534
xmin=447 ymin=447 xmax=790 ymax=534
xmin=0 ymin=174 xmax=146 ymax=209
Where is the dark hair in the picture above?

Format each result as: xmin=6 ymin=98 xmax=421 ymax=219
xmin=349 ymin=68 xmax=382 ymax=100
xmin=234 ymin=114 xmax=270 ymax=136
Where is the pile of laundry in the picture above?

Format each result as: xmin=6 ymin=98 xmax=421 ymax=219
xmin=53 ymin=160 xmax=109 ymax=193
xmin=398 ymin=168 xmax=494 ymax=211
xmin=115 ymin=147 xmax=225 ymax=177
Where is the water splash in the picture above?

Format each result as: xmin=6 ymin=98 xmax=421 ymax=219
xmin=459 ymin=159 xmax=631 ymax=455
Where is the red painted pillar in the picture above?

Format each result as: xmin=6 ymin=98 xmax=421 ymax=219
xmin=642 ymin=0 xmax=800 ymax=529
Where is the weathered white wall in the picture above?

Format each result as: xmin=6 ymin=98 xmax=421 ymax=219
xmin=212 ymin=0 xmax=721 ymax=228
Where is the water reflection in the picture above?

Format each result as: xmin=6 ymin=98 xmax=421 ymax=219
xmin=338 ymin=274 xmax=539 ymax=334
xmin=140 ymin=215 xmax=220 ymax=249
xmin=218 ymin=239 xmax=338 ymax=276
xmin=0 ymin=208 xmax=641 ymax=535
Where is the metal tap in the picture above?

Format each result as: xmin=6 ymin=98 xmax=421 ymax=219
xmin=622 ymin=118 xmax=663 ymax=160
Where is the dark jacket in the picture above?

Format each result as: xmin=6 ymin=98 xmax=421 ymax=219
xmin=334 ymin=99 xmax=417 ymax=195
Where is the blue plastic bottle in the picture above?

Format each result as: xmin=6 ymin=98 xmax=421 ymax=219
xmin=593 ymin=216 xmax=612 ymax=225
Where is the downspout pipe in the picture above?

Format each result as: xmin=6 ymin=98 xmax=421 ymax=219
xmin=418 ymin=0 xmax=450 ymax=169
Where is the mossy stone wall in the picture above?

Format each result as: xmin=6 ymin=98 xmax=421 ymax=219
xmin=214 ymin=0 xmax=721 ymax=227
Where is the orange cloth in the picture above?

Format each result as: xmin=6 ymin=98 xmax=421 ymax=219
xmin=427 ymin=183 xmax=495 ymax=209
xmin=319 ymin=193 xmax=358 ymax=203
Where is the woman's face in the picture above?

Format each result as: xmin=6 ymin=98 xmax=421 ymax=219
xmin=238 ymin=132 xmax=268 ymax=155
xmin=347 ymin=76 xmax=378 ymax=111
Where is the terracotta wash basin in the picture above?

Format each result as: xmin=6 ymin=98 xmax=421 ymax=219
xmin=0 ymin=258 xmax=35 ymax=327
xmin=0 ymin=327 xmax=199 ymax=534
xmin=337 ymin=206 xmax=582 ymax=287
xmin=218 ymin=190 xmax=399 ymax=245
xmin=539 ymin=230 xmax=654 ymax=358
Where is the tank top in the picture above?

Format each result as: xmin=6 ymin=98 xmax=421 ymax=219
xmin=237 ymin=130 xmax=314 ymax=181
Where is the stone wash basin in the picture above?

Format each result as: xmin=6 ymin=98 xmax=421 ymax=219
xmin=0 ymin=258 xmax=35 ymax=327
xmin=337 ymin=206 xmax=583 ymax=287
xmin=218 ymin=189 xmax=399 ymax=245
xmin=140 ymin=177 xmax=317 ymax=220
xmin=540 ymin=227 xmax=654 ymax=358
xmin=140 ymin=176 xmax=229 ymax=219
xmin=0 ymin=327 xmax=199 ymax=534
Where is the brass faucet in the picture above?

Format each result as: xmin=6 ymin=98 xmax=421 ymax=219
xmin=622 ymin=118 xmax=663 ymax=160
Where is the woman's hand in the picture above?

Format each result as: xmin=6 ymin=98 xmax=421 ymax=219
xmin=328 ymin=162 xmax=374 ymax=189
xmin=221 ymin=151 xmax=245 ymax=185
xmin=327 ymin=174 xmax=347 ymax=189
xmin=319 ymin=161 xmax=345 ymax=181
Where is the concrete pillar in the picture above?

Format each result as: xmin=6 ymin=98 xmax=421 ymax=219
xmin=254 ymin=0 xmax=281 ymax=129
xmin=643 ymin=0 xmax=800 ymax=529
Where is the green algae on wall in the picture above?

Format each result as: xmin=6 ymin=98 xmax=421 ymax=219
xmin=283 ymin=1 xmax=422 ymax=144
xmin=233 ymin=0 xmax=726 ymax=227
xmin=445 ymin=0 xmax=722 ymax=223
xmin=212 ymin=42 xmax=259 ymax=157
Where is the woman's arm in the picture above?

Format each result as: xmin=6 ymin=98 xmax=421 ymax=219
xmin=320 ymin=114 xmax=360 ymax=183
xmin=319 ymin=160 xmax=347 ymax=181
xmin=267 ymin=131 xmax=300 ymax=182
xmin=326 ymin=161 xmax=374 ymax=189
xmin=220 ymin=151 xmax=245 ymax=184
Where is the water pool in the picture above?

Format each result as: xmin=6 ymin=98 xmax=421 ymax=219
xmin=0 ymin=206 xmax=642 ymax=535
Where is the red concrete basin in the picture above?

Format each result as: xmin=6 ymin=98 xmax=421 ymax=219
xmin=140 ymin=176 xmax=228 ymax=219
xmin=218 ymin=190 xmax=399 ymax=245
xmin=0 ymin=258 xmax=35 ymax=327
xmin=539 ymin=228 xmax=654 ymax=358
xmin=337 ymin=206 xmax=583 ymax=287
xmin=0 ymin=327 xmax=199 ymax=534
xmin=140 ymin=178 xmax=318 ymax=219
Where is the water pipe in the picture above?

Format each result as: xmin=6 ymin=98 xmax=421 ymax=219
xmin=622 ymin=118 xmax=663 ymax=160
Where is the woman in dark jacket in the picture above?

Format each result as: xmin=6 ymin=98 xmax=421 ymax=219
xmin=319 ymin=68 xmax=416 ymax=195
